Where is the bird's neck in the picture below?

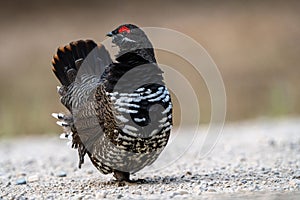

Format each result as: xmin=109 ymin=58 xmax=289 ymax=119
xmin=116 ymin=48 xmax=156 ymax=65
xmin=103 ymin=49 xmax=163 ymax=93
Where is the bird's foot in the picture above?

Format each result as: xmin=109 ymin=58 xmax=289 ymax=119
xmin=112 ymin=170 xmax=148 ymax=185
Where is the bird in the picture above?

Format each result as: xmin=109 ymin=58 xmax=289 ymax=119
xmin=51 ymin=24 xmax=173 ymax=182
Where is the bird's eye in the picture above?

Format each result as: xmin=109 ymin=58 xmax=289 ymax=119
xmin=118 ymin=26 xmax=130 ymax=34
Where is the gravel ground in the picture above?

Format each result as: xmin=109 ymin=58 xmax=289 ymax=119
xmin=1 ymin=118 xmax=300 ymax=199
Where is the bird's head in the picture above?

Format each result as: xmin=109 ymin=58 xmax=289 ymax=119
xmin=107 ymin=24 xmax=154 ymax=60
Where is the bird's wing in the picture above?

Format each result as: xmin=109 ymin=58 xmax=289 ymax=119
xmin=51 ymin=40 xmax=112 ymax=110
xmin=51 ymin=40 xmax=113 ymax=168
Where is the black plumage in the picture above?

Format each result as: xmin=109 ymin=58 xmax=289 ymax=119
xmin=51 ymin=24 xmax=173 ymax=182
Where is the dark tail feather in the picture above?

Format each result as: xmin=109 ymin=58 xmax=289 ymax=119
xmin=52 ymin=40 xmax=112 ymax=86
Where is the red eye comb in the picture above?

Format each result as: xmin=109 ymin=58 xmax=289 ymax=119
xmin=118 ymin=26 xmax=130 ymax=34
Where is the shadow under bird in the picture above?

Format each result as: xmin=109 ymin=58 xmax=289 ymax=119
xmin=51 ymin=24 xmax=173 ymax=182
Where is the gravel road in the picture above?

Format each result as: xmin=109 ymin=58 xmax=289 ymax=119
xmin=1 ymin=118 xmax=300 ymax=199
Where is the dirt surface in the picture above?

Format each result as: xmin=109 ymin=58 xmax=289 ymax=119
xmin=1 ymin=118 xmax=300 ymax=199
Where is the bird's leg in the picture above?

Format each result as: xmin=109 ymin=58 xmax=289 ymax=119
xmin=113 ymin=170 xmax=130 ymax=182
xmin=113 ymin=170 xmax=147 ymax=184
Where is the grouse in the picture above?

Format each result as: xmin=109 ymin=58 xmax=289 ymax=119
xmin=51 ymin=24 xmax=173 ymax=182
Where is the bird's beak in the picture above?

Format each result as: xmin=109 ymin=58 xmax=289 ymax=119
xmin=106 ymin=32 xmax=113 ymax=37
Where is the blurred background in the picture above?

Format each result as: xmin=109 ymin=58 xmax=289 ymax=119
xmin=0 ymin=0 xmax=299 ymax=137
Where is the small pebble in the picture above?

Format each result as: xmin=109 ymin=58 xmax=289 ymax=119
xmin=16 ymin=178 xmax=26 ymax=185
xmin=273 ymin=171 xmax=280 ymax=176
xmin=178 ymin=190 xmax=188 ymax=195
xmin=132 ymin=191 xmax=142 ymax=195
xmin=186 ymin=171 xmax=192 ymax=176
xmin=240 ymin=179 xmax=247 ymax=184
xmin=207 ymin=188 xmax=217 ymax=192
xmin=56 ymin=171 xmax=67 ymax=177
xmin=27 ymin=175 xmax=39 ymax=183
xmin=46 ymin=195 xmax=54 ymax=200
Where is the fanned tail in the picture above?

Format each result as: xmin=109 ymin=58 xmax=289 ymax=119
xmin=51 ymin=40 xmax=112 ymax=87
